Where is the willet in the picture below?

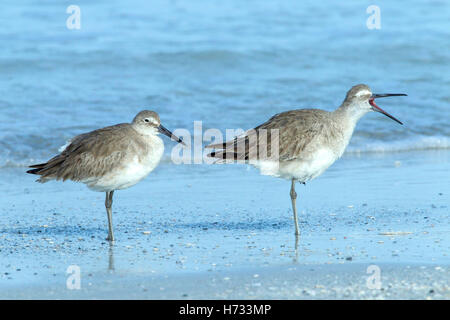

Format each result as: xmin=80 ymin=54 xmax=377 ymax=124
xmin=27 ymin=110 xmax=185 ymax=241
xmin=206 ymin=84 xmax=406 ymax=236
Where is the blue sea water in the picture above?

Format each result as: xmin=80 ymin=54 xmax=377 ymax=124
xmin=0 ymin=0 xmax=449 ymax=167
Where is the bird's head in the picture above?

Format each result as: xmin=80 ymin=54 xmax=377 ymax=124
xmin=343 ymin=84 xmax=406 ymax=125
xmin=132 ymin=110 xmax=185 ymax=145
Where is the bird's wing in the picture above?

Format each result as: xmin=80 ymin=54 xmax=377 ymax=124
xmin=206 ymin=109 xmax=333 ymax=162
xmin=28 ymin=124 xmax=142 ymax=182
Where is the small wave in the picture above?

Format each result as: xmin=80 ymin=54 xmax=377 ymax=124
xmin=346 ymin=136 xmax=450 ymax=154
xmin=0 ymin=159 xmax=40 ymax=169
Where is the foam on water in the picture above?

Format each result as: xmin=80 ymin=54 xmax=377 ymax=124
xmin=346 ymin=135 xmax=450 ymax=154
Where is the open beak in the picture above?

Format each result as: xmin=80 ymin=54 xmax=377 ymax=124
xmin=369 ymin=93 xmax=407 ymax=125
xmin=158 ymin=124 xmax=186 ymax=146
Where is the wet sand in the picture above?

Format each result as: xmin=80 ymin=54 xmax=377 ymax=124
xmin=0 ymin=149 xmax=449 ymax=299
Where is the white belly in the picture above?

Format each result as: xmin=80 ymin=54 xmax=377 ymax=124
xmin=86 ymin=138 xmax=164 ymax=192
xmin=254 ymin=148 xmax=338 ymax=182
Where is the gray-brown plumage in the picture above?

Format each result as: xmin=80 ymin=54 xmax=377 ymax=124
xmin=207 ymin=109 xmax=345 ymax=162
xmin=206 ymin=84 xmax=406 ymax=235
xmin=28 ymin=124 xmax=149 ymax=184
xmin=27 ymin=110 xmax=185 ymax=241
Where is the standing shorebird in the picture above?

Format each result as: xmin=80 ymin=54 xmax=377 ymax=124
xmin=27 ymin=110 xmax=185 ymax=241
xmin=206 ymin=84 xmax=406 ymax=236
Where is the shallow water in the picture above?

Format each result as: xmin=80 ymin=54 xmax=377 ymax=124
xmin=0 ymin=0 xmax=449 ymax=167
xmin=0 ymin=1 xmax=449 ymax=298
xmin=0 ymin=150 xmax=449 ymax=297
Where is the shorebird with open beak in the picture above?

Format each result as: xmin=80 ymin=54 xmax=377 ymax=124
xmin=27 ymin=110 xmax=185 ymax=241
xmin=206 ymin=84 xmax=406 ymax=236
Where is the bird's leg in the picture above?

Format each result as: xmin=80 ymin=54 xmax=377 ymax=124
xmin=290 ymin=178 xmax=300 ymax=236
xmin=105 ymin=191 xmax=115 ymax=242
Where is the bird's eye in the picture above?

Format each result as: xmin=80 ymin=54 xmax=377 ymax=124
xmin=144 ymin=119 xmax=150 ymax=123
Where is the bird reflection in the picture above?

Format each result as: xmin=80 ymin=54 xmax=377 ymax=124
xmin=108 ymin=243 xmax=115 ymax=272
xmin=293 ymin=235 xmax=299 ymax=263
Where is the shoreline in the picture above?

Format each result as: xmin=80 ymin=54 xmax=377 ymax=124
xmin=0 ymin=149 xmax=449 ymax=299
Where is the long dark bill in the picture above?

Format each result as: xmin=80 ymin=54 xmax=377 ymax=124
xmin=158 ymin=124 xmax=186 ymax=146
xmin=369 ymin=93 xmax=407 ymax=125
